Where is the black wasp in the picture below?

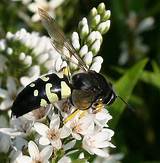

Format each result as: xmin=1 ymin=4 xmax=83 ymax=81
xmin=11 ymin=8 xmax=117 ymax=118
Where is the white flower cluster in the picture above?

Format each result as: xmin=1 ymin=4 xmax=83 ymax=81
xmin=0 ymin=107 xmax=115 ymax=162
xmin=71 ymin=3 xmax=111 ymax=72
xmin=119 ymin=12 xmax=154 ymax=65
xmin=0 ymin=2 xmax=117 ymax=162
xmin=26 ymin=0 xmax=65 ymax=22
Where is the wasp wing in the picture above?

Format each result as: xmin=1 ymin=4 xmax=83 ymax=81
xmin=38 ymin=8 xmax=89 ymax=71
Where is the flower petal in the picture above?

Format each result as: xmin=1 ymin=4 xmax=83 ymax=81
xmin=60 ymin=125 xmax=71 ymax=139
xmin=40 ymin=145 xmax=53 ymax=160
xmin=39 ymin=136 xmax=50 ymax=146
xmin=0 ymin=98 xmax=13 ymax=110
xmin=28 ymin=141 xmax=39 ymax=159
xmin=51 ymin=139 xmax=62 ymax=149
xmin=92 ymin=148 xmax=109 ymax=157
xmin=16 ymin=156 xmax=32 ymax=163
xmin=50 ymin=114 xmax=60 ymax=129
xmin=34 ymin=122 xmax=49 ymax=136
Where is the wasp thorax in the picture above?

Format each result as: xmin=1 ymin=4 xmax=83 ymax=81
xmin=71 ymin=71 xmax=117 ymax=110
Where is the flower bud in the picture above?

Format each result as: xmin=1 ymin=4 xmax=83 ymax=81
xmin=72 ymin=32 xmax=79 ymax=41
xmin=72 ymin=32 xmax=80 ymax=50
xmin=80 ymin=24 xmax=89 ymax=39
xmin=90 ymin=62 xmax=102 ymax=72
xmin=83 ymin=51 xmax=93 ymax=66
xmin=24 ymin=55 xmax=32 ymax=66
xmin=95 ymin=31 xmax=103 ymax=43
xmin=93 ymin=56 xmax=103 ymax=64
xmin=90 ymin=40 xmax=101 ymax=55
xmin=19 ymin=52 xmax=26 ymax=60
xmin=6 ymin=32 xmax=13 ymax=40
xmin=97 ymin=20 xmax=110 ymax=34
xmin=79 ymin=45 xmax=88 ymax=57
xmin=86 ymin=31 xmax=96 ymax=46
xmin=6 ymin=47 xmax=13 ymax=55
xmin=101 ymin=10 xmax=111 ymax=21
xmin=0 ymin=40 xmax=6 ymax=50
xmin=90 ymin=7 xmax=98 ymax=17
xmin=29 ymin=65 xmax=40 ymax=77
xmin=37 ymin=53 xmax=49 ymax=64
xmin=91 ymin=15 xmax=101 ymax=28
xmin=97 ymin=2 xmax=105 ymax=15
xmin=55 ymin=57 xmax=63 ymax=72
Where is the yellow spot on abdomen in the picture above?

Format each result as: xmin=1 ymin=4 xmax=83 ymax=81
xmin=40 ymin=99 xmax=48 ymax=107
xmin=40 ymin=76 xmax=49 ymax=82
xmin=61 ymin=81 xmax=71 ymax=99
xmin=34 ymin=90 xmax=39 ymax=96
xmin=30 ymin=83 xmax=35 ymax=87
xmin=45 ymin=83 xmax=58 ymax=104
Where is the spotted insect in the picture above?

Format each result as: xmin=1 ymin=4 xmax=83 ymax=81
xmin=11 ymin=8 xmax=117 ymax=118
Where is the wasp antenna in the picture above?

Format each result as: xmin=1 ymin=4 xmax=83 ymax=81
xmin=117 ymin=95 xmax=135 ymax=112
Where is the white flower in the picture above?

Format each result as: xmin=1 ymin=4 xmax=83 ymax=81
xmin=7 ymin=29 xmax=62 ymax=72
xmin=23 ymin=105 xmax=51 ymax=121
xmin=12 ymin=136 xmax=28 ymax=151
xmin=137 ymin=17 xmax=154 ymax=33
xmin=66 ymin=114 xmax=94 ymax=140
xmin=16 ymin=141 xmax=53 ymax=163
xmin=91 ymin=109 xmax=112 ymax=128
xmin=34 ymin=114 xmax=71 ymax=149
xmin=10 ymin=116 xmax=33 ymax=134
xmin=28 ymin=0 xmax=65 ymax=22
xmin=82 ymin=128 xmax=115 ymax=157
xmin=0 ymin=76 xmax=17 ymax=110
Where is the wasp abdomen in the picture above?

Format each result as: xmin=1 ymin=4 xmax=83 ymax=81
xmin=11 ymin=73 xmax=71 ymax=117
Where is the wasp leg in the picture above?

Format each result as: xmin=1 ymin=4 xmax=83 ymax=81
xmin=93 ymin=102 xmax=104 ymax=114
xmin=64 ymin=109 xmax=84 ymax=124
xmin=63 ymin=66 xmax=71 ymax=80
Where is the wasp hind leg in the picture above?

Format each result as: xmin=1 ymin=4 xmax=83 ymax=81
xmin=63 ymin=109 xmax=87 ymax=124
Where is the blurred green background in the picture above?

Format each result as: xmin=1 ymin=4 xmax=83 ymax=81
xmin=0 ymin=0 xmax=160 ymax=162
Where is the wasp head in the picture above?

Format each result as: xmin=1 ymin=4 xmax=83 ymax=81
xmin=70 ymin=71 xmax=117 ymax=110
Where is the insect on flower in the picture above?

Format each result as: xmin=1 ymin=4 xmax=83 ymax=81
xmin=11 ymin=8 xmax=117 ymax=121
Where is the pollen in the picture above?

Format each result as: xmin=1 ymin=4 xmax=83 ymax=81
xmin=47 ymin=129 xmax=60 ymax=141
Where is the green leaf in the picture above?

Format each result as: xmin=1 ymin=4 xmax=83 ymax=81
xmin=141 ymin=71 xmax=160 ymax=89
xmin=109 ymin=58 xmax=148 ymax=128
xmin=151 ymin=60 xmax=160 ymax=73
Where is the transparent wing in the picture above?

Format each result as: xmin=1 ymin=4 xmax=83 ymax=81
xmin=38 ymin=8 xmax=89 ymax=71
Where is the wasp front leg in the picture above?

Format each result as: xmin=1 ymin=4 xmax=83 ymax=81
xmin=92 ymin=99 xmax=104 ymax=114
